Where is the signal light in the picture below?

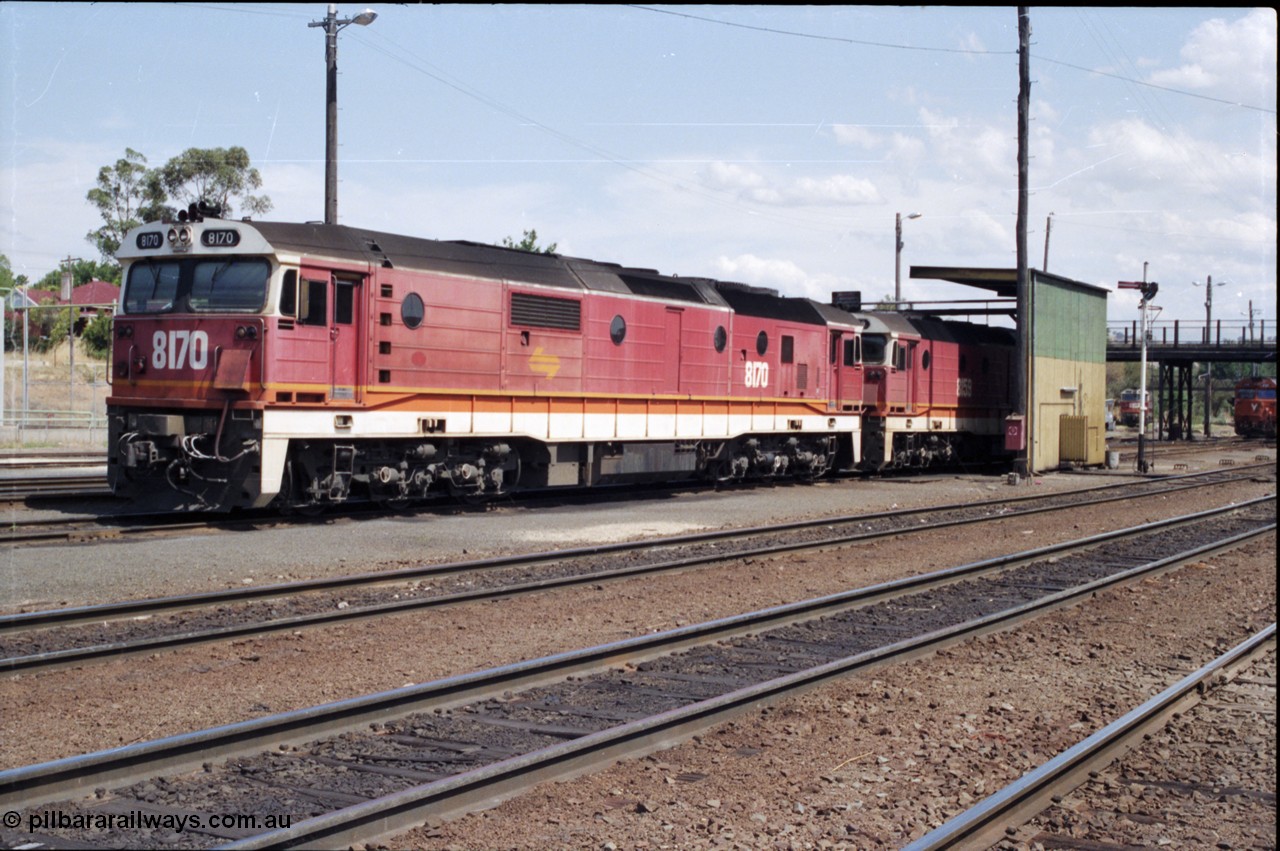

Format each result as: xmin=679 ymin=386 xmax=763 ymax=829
xmin=1117 ymin=280 xmax=1159 ymax=301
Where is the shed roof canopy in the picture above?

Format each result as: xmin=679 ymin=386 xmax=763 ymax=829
xmin=910 ymin=266 xmax=1109 ymax=300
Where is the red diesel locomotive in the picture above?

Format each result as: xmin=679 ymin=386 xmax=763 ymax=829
xmin=1233 ymin=376 xmax=1276 ymax=438
xmin=107 ymin=210 xmax=1015 ymax=511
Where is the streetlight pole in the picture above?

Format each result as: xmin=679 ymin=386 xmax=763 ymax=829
xmin=1193 ymin=275 xmax=1225 ymax=436
xmin=894 ymin=212 xmax=921 ymax=308
xmin=1042 ymin=212 xmax=1053 ymax=271
xmin=309 ymin=5 xmax=377 ymax=226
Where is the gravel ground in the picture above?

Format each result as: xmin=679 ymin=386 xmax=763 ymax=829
xmin=0 ymin=445 xmax=1273 ymax=849
xmin=0 ymin=471 xmax=1104 ymax=611
xmin=3 ymin=447 xmax=1268 ymax=611
xmin=1007 ymin=647 xmax=1276 ymax=851
xmin=389 ymin=538 xmax=1275 ymax=850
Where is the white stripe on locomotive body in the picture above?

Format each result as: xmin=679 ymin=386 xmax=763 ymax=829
xmin=255 ymin=407 xmax=861 ymax=505
xmin=262 ymin=407 xmax=860 ymax=442
xmin=879 ymin=414 xmax=1004 ymax=435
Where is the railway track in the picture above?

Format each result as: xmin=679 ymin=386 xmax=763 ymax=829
xmin=0 ymin=473 xmax=111 ymax=502
xmin=0 ymin=498 xmax=1272 ymax=849
xmin=905 ymin=624 xmax=1275 ymax=850
xmin=0 ymin=452 xmax=107 ymax=468
xmin=0 ymin=453 xmax=110 ymax=501
xmin=1112 ymin=435 xmax=1273 ymax=466
xmin=1 ymin=465 xmax=1271 ymax=674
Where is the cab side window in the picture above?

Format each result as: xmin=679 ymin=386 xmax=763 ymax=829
xmin=280 ymin=270 xmax=298 ymax=316
xmin=300 ymin=279 xmax=328 ymax=326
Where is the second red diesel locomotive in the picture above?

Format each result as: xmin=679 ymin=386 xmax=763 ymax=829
xmin=1232 ymin=376 xmax=1276 ymax=438
xmin=107 ymin=210 xmax=1016 ymax=511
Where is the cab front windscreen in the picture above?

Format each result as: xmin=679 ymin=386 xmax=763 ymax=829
xmin=123 ymin=258 xmax=269 ymax=314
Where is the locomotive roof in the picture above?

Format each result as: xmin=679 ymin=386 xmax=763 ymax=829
xmin=247 ymin=221 xmax=734 ymax=309
xmin=714 ymin=283 xmax=851 ymax=327
xmin=861 ymin=310 xmax=1016 ymax=346
xmin=123 ymin=219 xmax=978 ymax=336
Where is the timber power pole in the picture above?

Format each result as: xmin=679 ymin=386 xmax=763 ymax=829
xmin=1014 ymin=7 xmax=1032 ymax=478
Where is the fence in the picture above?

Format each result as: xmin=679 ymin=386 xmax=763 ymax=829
xmin=1107 ymin=318 xmax=1274 ymax=349
xmin=1 ymin=305 xmax=112 ymax=449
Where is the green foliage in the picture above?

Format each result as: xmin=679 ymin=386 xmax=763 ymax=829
xmin=1 ymin=254 xmax=14 ymax=352
xmin=32 ymin=259 xmax=121 ymax=291
xmin=85 ymin=148 xmax=168 ymax=261
xmin=86 ymin=146 xmax=272 ymax=262
xmin=0 ymin=253 xmax=14 ymax=293
xmin=500 ymin=229 xmax=558 ymax=254
xmin=80 ymin=312 xmax=114 ymax=359
xmin=27 ymin=296 xmax=66 ymax=353
xmin=157 ymin=146 xmax=272 ymax=219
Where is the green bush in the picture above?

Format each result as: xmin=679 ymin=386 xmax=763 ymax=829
xmin=81 ymin=312 xmax=114 ymax=359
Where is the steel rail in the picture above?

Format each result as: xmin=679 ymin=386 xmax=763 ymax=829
xmin=224 ymin=515 xmax=1277 ymax=849
xmin=0 ymin=498 xmax=1271 ymax=819
xmin=1 ymin=476 xmax=1269 ymax=674
xmin=0 ymin=455 xmax=107 ymax=468
xmin=902 ymin=623 xmax=1277 ymax=851
xmin=2 ymin=464 xmax=1266 ymax=636
xmin=0 ymin=475 xmax=111 ymax=501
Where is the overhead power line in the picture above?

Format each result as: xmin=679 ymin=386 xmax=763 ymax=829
xmin=630 ymin=5 xmax=1275 ymax=115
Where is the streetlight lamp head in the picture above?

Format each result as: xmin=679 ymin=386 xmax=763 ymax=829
xmin=905 ymin=212 xmax=922 ymax=220
xmin=352 ymin=9 xmax=377 ymax=25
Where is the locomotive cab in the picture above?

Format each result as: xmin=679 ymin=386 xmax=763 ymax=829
xmin=108 ymin=212 xmax=278 ymax=510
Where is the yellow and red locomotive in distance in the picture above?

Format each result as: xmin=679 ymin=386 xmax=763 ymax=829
xmin=108 ymin=208 xmax=1016 ymax=512
xmin=1232 ymin=376 xmax=1276 ymax=438
xmin=1115 ymin=388 xmax=1151 ymax=427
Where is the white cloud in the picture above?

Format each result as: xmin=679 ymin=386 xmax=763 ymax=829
xmin=702 ymin=162 xmax=881 ymax=208
xmin=1081 ymin=117 xmax=1276 ymax=203
xmin=0 ymin=140 xmax=120 ymax=276
xmin=1149 ymin=8 xmax=1278 ymax=103
xmin=713 ymin=253 xmax=827 ymax=297
xmin=831 ymin=125 xmax=880 ymax=148
xmin=918 ymin=108 xmax=1015 ymax=186
xmin=790 ymin=175 xmax=881 ymax=206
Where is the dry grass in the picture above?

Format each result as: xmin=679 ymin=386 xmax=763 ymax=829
xmin=1 ymin=340 xmax=110 ymax=448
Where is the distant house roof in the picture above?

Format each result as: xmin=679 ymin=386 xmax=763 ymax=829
xmin=4 ymin=290 xmax=27 ymax=309
xmin=5 ymin=287 xmax=59 ymax=309
xmin=71 ymin=279 xmax=120 ymax=306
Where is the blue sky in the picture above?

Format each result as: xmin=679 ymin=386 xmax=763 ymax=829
xmin=2 ymin=4 xmax=1275 ymax=327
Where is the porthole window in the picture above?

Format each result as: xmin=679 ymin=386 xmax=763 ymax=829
xmin=713 ymin=325 xmax=727 ymax=353
xmin=921 ymin=350 xmax=931 ymax=370
xmin=610 ymin=314 xmax=627 ymax=345
xmin=755 ymin=330 xmax=768 ymax=356
xmin=401 ymin=293 xmax=425 ymax=329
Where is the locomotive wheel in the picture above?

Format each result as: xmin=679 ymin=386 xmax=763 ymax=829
xmin=277 ymin=459 xmax=326 ymax=516
xmin=377 ymin=495 xmax=415 ymax=513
